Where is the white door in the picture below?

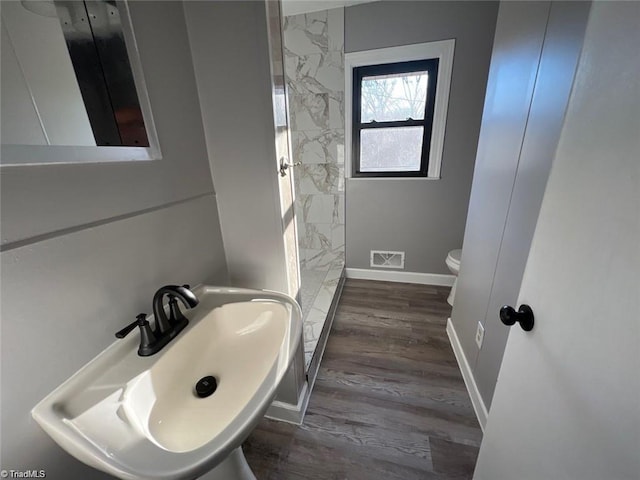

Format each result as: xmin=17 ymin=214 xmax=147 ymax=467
xmin=474 ymin=3 xmax=640 ymax=480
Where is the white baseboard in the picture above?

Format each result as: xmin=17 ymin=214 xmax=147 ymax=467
xmin=264 ymin=381 xmax=310 ymax=425
xmin=346 ymin=268 xmax=455 ymax=286
xmin=446 ymin=318 xmax=488 ymax=431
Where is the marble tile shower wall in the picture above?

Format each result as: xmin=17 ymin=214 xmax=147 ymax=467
xmin=283 ymin=8 xmax=345 ymax=271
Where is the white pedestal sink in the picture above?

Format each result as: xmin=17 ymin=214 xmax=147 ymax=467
xmin=32 ymin=286 xmax=302 ymax=480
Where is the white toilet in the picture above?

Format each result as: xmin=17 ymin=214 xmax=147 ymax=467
xmin=445 ymin=249 xmax=462 ymax=306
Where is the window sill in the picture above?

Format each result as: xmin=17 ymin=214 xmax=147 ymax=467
xmin=346 ymin=176 xmax=441 ymax=181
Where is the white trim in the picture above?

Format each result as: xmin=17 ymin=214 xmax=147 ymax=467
xmin=118 ymin=0 xmax=161 ymax=160
xmin=265 ymin=381 xmax=310 ymax=425
xmin=446 ymin=318 xmax=488 ymax=431
xmin=346 ymin=268 xmax=455 ymax=286
xmin=345 ymin=39 xmax=455 ymax=179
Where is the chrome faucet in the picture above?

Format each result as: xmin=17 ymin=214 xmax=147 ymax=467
xmin=115 ymin=284 xmax=199 ymax=356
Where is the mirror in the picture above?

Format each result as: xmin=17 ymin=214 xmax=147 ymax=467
xmin=1 ymin=0 xmax=159 ymax=164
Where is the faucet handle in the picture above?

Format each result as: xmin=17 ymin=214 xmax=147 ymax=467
xmin=116 ymin=314 xmax=158 ymax=356
xmin=167 ymin=286 xmax=194 ymax=326
xmin=168 ymin=295 xmax=186 ymax=325
xmin=115 ymin=313 xmax=148 ymax=338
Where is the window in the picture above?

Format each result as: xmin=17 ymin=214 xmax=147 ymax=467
xmin=345 ymin=40 xmax=455 ymax=179
xmin=353 ymin=59 xmax=438 ymax=177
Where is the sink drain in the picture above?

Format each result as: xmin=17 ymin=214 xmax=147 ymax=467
xmin=195 ymin=376 xmax=217 ymax=398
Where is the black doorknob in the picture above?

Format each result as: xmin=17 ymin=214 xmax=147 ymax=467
xmin=500 ymin=304 xmax=534 ymax=331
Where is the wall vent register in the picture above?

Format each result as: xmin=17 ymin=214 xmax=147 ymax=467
xmin=370 ymin=250 xmax=405 ymax=269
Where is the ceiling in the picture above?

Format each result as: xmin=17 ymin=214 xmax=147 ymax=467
xmin=281 ymin=0 xmax=380 ymax=17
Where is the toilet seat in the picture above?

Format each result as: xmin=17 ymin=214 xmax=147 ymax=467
xmin=446 ymin=249 xmax=462 ymax=274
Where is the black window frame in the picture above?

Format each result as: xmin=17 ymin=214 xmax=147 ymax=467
xmin=352 ymin=58 xmax=439 ymax=178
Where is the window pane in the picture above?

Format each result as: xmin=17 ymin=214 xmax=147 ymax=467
xmin=360 ymin=126 xmax=423 ymax=172
xmin=361 ymin=71 xmax=428 ymax=123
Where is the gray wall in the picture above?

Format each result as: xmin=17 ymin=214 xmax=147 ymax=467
xmin=184 ymin=0 xmax=289 ymax=294
xmin=475 ymin=3 xmax=640 ymax=477
xmin=0 ymin=2 xmax=228 ymax=475
xmin=451 ymin=0 xmax=590 ymax=413
xmin=183 ymin=1 xmax=306 ymax=407
xmin=344 ymin=1 xmax=498 ymax=274
xmin=0 ymin=1 xmax=215 ymax=247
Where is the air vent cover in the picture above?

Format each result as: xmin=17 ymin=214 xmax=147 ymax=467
xmin=370 ymin=250 xmax=405 ymax=269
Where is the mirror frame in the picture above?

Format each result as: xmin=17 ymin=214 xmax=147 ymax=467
xmin=0 ymin=0 xmax=161 ymax=166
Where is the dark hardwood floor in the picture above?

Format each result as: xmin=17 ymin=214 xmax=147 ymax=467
xmin=244 ymin=279 xmax=482 ymax=479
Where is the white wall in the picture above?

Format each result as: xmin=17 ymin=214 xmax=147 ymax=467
xmin=0 ymin=1 xmax=229 ymax=475
xmin=1 ymin=21 xmax=47 ymax=145
xmin=0 ymin=0 xmax=95 ymax=146
xmin=0 ymin=1 xmax=96 ymax=146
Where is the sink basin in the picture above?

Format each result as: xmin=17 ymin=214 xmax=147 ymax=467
xmin=32 ymin=286 xmax=302 ymax=480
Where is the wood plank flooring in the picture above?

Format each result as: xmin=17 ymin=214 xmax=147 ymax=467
xmin=243 ymin=279 xmax=482 ymax=479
